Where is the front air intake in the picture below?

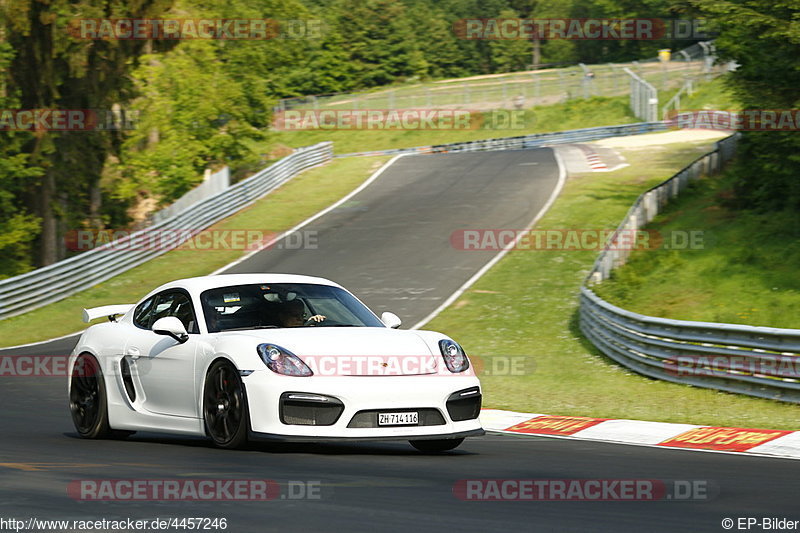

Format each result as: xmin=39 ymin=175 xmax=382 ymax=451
xmin=446 ymin=387 xmax=481 ymax=421
xmin=279 ymin=392 xmax=344 ymax=426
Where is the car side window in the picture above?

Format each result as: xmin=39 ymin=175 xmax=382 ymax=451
xmin=133 ymin=296 xmax=157 ymax=330
xmin=152 ymin=291 xmax=199 ymax=334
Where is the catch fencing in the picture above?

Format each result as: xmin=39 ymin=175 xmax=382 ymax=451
xmin=275 ymin=42 xmax=727 ymax=115
xmin=276 ymin=61 xmax=711 ymax=114
xmin=625 ymin=67 xmax=659 ymax=122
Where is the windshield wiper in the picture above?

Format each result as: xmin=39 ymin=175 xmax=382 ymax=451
xmin=222 ymin=325 xmax=278 ymax=331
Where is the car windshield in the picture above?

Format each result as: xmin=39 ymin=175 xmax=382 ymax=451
xmin=200 ymin=283 xmax=384 ymax=333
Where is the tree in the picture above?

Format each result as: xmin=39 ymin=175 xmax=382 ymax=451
xmin=331 ymin=0 xmax=428 ymax=87
xmin=0 ymin=37 xmax=42 ymax=277
xmin=407 ymin=1 xmax=469 ymax=79
xmin=489 ymin=9 xmax=537 ymax=71
xmin=118 ymin=40 xmax=267 ymax=204
xmin=690 ymin=0 xmax=800 ymax=210
xmin=1 ymin=0 xmax=176 ymax=265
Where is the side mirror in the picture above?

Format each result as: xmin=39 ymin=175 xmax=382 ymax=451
xmin=381 ymin=312 xmax=402 ymax=329
xmin=152 ymin=317 xmax=189 ymax=344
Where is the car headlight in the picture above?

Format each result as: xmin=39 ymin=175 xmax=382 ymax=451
xmin=257 ymin=343 xmax=313 ymax=377
xmin=439 ymin=339 xmax=470 ymax=373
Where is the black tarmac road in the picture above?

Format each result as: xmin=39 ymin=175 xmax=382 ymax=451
xmin=0 ymin=149 xmax=797 ymax=532
xmin=225 ymin=149 xmax=562 ymax=325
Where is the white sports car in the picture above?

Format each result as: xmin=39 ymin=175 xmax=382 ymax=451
xmin=68 ymin=274 xmax=483 ymax=452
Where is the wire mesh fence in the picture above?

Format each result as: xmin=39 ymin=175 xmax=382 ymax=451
xmin=275 ymin=42 xmax=729 ymax=115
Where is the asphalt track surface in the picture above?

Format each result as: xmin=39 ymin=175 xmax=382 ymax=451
xmin=0 ymin=149 xmax=797 ymax=532
xmin=225 ymin=149 xmax=562 ymax=323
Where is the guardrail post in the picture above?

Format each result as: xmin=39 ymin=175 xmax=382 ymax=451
xmin=624 ymin=68 xmax=658 ymax=122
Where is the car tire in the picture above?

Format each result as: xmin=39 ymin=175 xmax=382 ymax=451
xmin=69 ymin=353 xmax=113 ymax=439
xmin=203 ymin=360 xmax=249 ymax=449
xmin=409 ymin=438 xmax=465 ymax=453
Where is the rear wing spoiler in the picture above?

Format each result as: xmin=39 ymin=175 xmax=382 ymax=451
xmin=82 ymin=304 xmax=135 ymax=323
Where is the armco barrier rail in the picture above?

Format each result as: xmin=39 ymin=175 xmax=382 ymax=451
xmin=149 ymin=166 xmax=230 ymax=225
xmin=0 ymin=142 xmax=333 ymax=320
xmin=580 ymin=288 xmax=800 ymax=403
xmin=337 ymin=121 xmax=668 ymax=157
xmin=587 ymin=134 xmax=737 ymax=284
xmin=0 ymin=122 xmax=668 ymax=322
xmin=579 ymin=134 xmax=800 ymax=403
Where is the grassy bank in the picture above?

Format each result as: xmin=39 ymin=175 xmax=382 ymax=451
xmin=258 ymin=73 xmax=733 ymax=159
xmin=593 ymin=172 xmax=800 ymax=329
xmin=263 ymin=96 xmax=637 ymax=155
xmin=426 ymin=139 xmax=799 ymax=430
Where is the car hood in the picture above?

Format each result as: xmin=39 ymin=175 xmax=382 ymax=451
xmin=216 ymin=327 xmax=441 ymax=376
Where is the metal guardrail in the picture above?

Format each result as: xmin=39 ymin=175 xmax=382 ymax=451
xmin=0 ymin=142 xmax=333 ymax=320
xmin=337 ymin=121 xmax=668 ymax=158
xmin=0 ymin=121 xmax=672 ymax=321
xmin=580 ymin=288 xmax=800 ymax=403
xmin=579 ymin=134 xmax=800 ymax=403
xmin=586 ymin=134 xmax=737 ymax=283
xmin=149 ymin=166 xmax=230 ymax=225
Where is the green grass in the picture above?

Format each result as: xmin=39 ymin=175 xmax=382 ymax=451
xmin=265 ymin=96 xmax=638 ymax=155
xmin=659 ymin=74 xmax=738 ymax=117
xmin=425 ymin=139 xmax=799 ymax=430
xmin=3 ymin=122 xmax=794 ymax=429
xmin=0 ymin=155 xmax=389 ymax=348
xmin=263 ymin=70 xmax=728 ymax=159
xmin=679 ymin=75 xmax=739 ymax=110
xmin=593 ymin=173 xmax=800 ymax=329
xmin=0 ymin=71 xmax=728 ymax=345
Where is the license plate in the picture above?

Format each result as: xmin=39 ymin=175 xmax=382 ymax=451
xmin=378 ymin=412 xmax=419 ymax=426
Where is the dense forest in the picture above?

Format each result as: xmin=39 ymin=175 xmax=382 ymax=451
xmin=0 ymin=0 xmax=796 ymax=277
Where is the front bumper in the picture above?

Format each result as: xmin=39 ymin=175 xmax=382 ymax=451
xmin=242 ymin=371 xmax=483 ymax=441
xmin=249 ymin=428 xmax=485 ymax=443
